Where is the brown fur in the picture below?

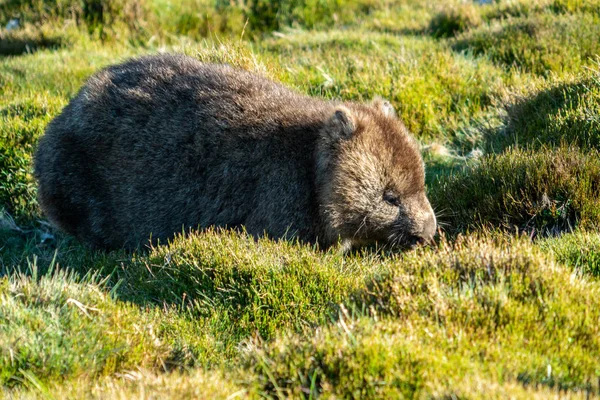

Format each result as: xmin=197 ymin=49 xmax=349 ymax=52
xmin=34 ymin=54 xmax=436 ymax=250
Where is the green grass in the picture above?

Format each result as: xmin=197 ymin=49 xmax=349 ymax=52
xmin=261 ymin=30 xmax=507 ymax=145
xmin=453 ymin=12 xmax=600 ymax=77
xmin=0 ymin=262 xmax=167 ymax=387
xmin=538 ymin=231 xmax=600 ymax=276
xmin=248 ymin=235 xmax=600 ymax=397
xmin=431 ymin=146 xmax=600 ymax=235
xmin=2 ymin=0 xmax=600 ymax=398
xmin=491 ymin=74 xmax=600 ymax=152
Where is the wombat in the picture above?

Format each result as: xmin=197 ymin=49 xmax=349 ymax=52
xmin=34 ymin=54 xmax=436 ymax=250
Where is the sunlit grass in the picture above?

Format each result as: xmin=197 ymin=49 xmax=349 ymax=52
xmin=2 ymin=0 xmax=600 ymax=397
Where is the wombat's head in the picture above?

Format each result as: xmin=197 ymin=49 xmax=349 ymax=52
xmin=316 ymin=98 xmax=436 ymax=250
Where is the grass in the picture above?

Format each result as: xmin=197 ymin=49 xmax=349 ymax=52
xmin=0 ymin=262 xmax=168 ymax=387
xmin=261 ymin=30 xmax=506 ymax=145
xmin=493 ymin=74 xmax=600 ymax=152
xmin=538 ymin=231 xmax=600 ymax=277
xmin=8 ymin=369 xmax=247 ymax=399
xmin=248 ymin=235 xmax=600 ymax=397
xmin=1 ymin=0 xmax=600 ymax=398
xmin=453 ymin=12 xmax=600 ymax=77
xmin=431 ymin=146 xmax=600 ymax=235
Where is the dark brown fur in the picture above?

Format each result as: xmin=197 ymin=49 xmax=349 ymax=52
xmin=34 ymin=54 xmax=436 ymax=250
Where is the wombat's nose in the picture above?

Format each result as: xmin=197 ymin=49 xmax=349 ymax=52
xmin=419 ymin=211 xmax=437 ymax=243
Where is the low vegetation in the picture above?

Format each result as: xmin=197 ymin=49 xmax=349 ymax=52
xmin=248 ymin=236 xmax=600 ymax=397
xmin=496 ymin=76 xmax=600 ymax=151
xmin=453 ymin=12 xmax=600 ymax=76
xmin=539 ymin=231 xmax=600 ymax=277
xmin=1 ymin=0 xmax=600 ymax=398
xmin=431 ymin=146 xmax=600 ymax=235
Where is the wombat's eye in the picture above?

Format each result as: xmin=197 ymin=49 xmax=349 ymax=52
xmin=383 ymin=191 xmax=400 ymax=207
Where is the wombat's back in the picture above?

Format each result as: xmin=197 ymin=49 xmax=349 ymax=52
xmin=35 ymin=54 xmax=331 ymax=249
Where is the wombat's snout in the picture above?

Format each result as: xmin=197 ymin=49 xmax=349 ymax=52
xmin=420 ymin=211 xmax=437 ymax=243
xmin=420 ymin=210 xmax=437 ymax=242
xmin=407 ymin=209 xmax=437 ymax=248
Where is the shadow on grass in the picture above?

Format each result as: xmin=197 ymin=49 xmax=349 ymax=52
xmin=429 ymin=145 xmax=600 ymax=241
xmin=485 ymin=78 xmax=600 ymax=152
xmin=451 ymin=13 xmax=600 ymax=76
xmin=0 ymin=30 xmax=64 ymax=56
xmin=1 ymin=224 xmax=352 ymax=322
xmin=450 ymin=18 xmax=543 ymax=74
xmin=1 ymin=222 xmax=377 ymax=370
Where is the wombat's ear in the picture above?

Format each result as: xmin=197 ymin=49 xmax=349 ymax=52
xmin=372 ymin=97 xmax=396 ymax=118
xmin=326 ymin=107 xmax=356 ymax=141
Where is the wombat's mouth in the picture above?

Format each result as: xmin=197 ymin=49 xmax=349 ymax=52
xmin=404 ymin=235 xmax=430 ymax=248
xmin=342 ymin=232 xmax=432 ymax=253
xmin=383 ymin=229 xmax=430 ymax=249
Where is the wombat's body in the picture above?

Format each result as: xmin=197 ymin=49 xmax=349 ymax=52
xmin=35 ymin=54 xmax=436 ymax=250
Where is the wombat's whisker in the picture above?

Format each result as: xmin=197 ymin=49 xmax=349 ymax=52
xmin=432 ymin=207 xmax=450 ymax=218
xmin=352 ymin=216 xmax=368 ymax=240
xmin=436 ymin=221 xmax=450 ymax=229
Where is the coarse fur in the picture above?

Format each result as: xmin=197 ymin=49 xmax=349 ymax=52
xmin=34 ymin=54 xmax=436 ymax=250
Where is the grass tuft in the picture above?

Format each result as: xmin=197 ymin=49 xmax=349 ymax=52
xmin=490 ymin=72 xmax=600 ymax=152
xmin=0 ymin=25 xmax=64 ymax=56
xmin=0 ymin=0 xmax=149 ymax=40
xmin=453 ymin=12 xmax=600 ymax=76
xmin=431 ymin=146 xmax=600 ymax=235
xmin=247 ymin=235 xmax=600 ymax=397
xmin=538 ymin=231 xmax=600 ymax=276
xmin=0 ymin=261 xmax=168 ymax=387
xmin=429 ymin=3 xmax=482 ymax=38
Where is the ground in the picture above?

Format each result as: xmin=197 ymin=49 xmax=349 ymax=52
xmin=1 ymin=0 xmax=600 ymax=398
